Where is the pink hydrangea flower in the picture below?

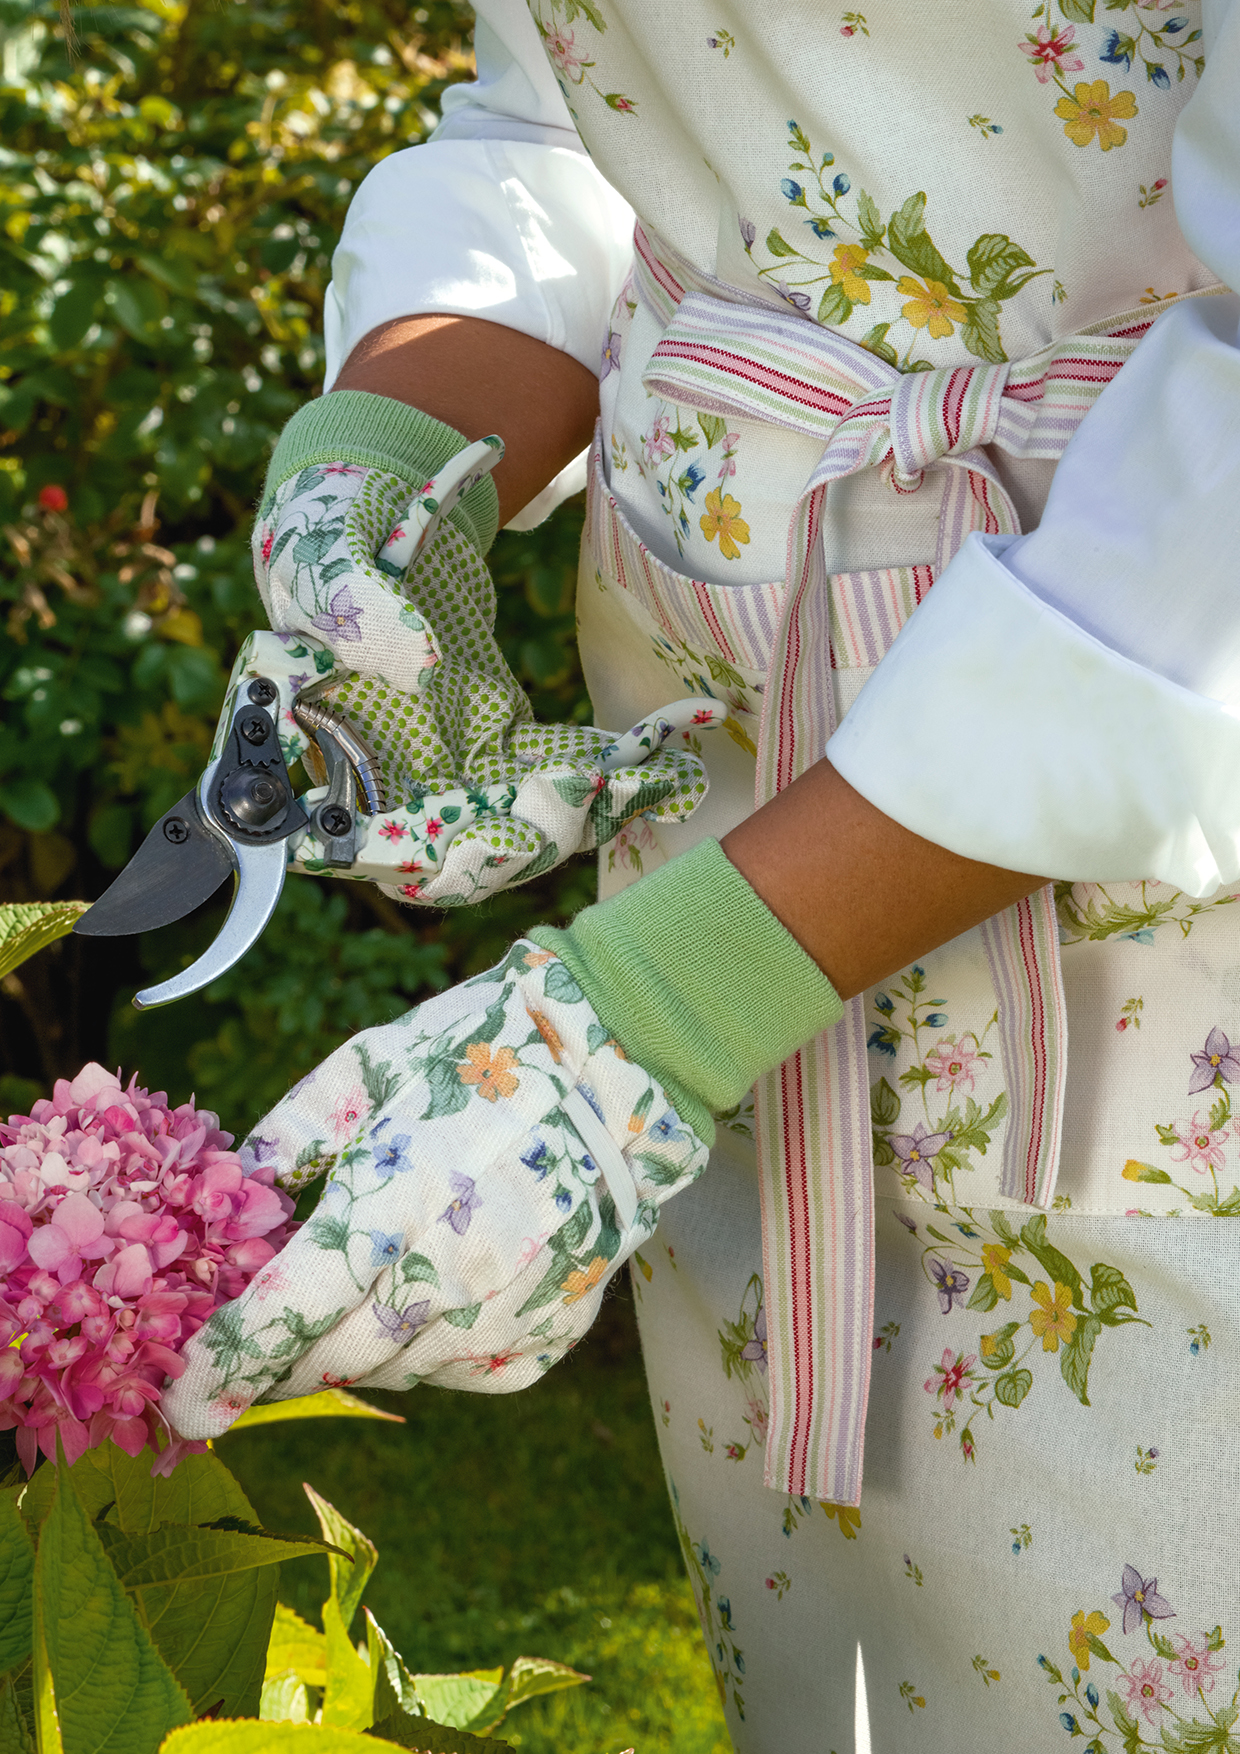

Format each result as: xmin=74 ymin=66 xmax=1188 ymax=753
xmin=0 ymin=1064 xmax=295 ymax=1475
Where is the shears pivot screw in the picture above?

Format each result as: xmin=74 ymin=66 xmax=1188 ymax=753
xmin=247 ymin=678 xmax=278 ymax=706
xmin=163 ymin=817 xmax=190 ymax=844
xmin=240 ymin=713 xmax=270 ymax=745
xmin=318 ymin=805 xmax=353 ymax=839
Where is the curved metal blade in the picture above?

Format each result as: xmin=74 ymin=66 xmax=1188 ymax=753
xmin=74 ymin=791 xmax=233 ymax=937
xmin=133 ymin=839 xmax=288 ymax=1010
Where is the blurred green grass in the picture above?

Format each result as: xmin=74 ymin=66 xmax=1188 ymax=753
xmin=219 ymin=1281 xmax=730 ymax=1754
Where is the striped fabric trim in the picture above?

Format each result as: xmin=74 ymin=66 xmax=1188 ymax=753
xmin=979 ymin=889 xmax=1070 ymax=1208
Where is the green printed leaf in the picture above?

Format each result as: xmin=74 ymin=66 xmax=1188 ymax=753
xmin=816 ymin=283 xmax=853 ymax=326
xmin=230 ymin=1388 xmax=403 ymax=1430
xmin=886 ymin=193 xmax=962 ymax=294
xmin=357 ymin=1044 xmax=402 ymax=1112
xmin=1086 ymin=1632 xmax=1119 ymax=1666
xmin=35 ymin=1456 xmax=192 ymax=1754
xmin=979 ymin=1321 xmax=1019 ymax=1370
xmin=1060 ymin=1313 xmax=1102 ymax=1405
xmin=0 ymin=1487 xmax=34 ymax=1672
xmin=310 ymin=1215 xmax=352 ymax=1253
xmin=856 ymin=189 xmax=884 ymax=250
xmin=965 ymin=1272 xmax=998 ymax=1313
xmin=399 ymin=1253 xmax=440 ymax=1287
xmin=563 ymin=0 xmax=605 ymax=27
xmin=305 ymin=1484 xmax=376 ymax=1636
xmin=959 ymin=297 xmax=1006 ymax=364
xmin=1059 ymin=0 xmax=1095 ymax=18
xmin=1018 ymin=1214 xmax=1083 ymax=1306
xmin=550 ymin=774 xmax=598 ymax=810
xmin=988 ymin=1209 xmax=1019 ymax=1249
xmin=442 ymin=1303 xmax=481 ymax=1330
xmin=965 ymin=233 xmax=1036 ymax=299
xmin=421 ymin=1054 xmax=472 ymax=1123
xmin=697 ymin=412 xmax=727 ymax=448
xmin=542 ymin=961 xmax=584 ymax=1004
xmin=870 ymin=1078 xmax=900 ymax=1128
xmin=764 ymin=227 xmax=798 ymax=259
xmin=992 ymin=1367 xmax=1033 ymax=1408
xmin=0 ymin=902 xmax=89 ymax=982
xmin=1107 ymin=1690 xmax=1139 ymax=1737
xmin=1089 ymin=1262 xmax=1138 ymax=1319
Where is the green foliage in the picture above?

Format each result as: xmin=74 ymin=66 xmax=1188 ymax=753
xmin=0 ymin=0 xmax=592 ymax=1101
xmin=0 ymin=901 xmax=87 ymax=980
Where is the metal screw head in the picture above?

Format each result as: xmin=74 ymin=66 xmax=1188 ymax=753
xmin=239 ymin=713 xmax=269 ymax=746
xmin=163 ymin=816 xmax=190 ymax=845
xmin=247 ymin=678 xmax=278 ymax=706
xmin=319 ymin=805 xmax=353 ymax=839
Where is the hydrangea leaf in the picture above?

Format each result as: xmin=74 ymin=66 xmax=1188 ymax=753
xmin=0 ymin=1487 xmax=35 ymax=1673
xmin=229 ymin=1388 xmax=403 ymax=1431
xmin=0 ymin=902 xmax=89 ymax=982
xmin=34 ymin=1457 xmax=192 ymax=1754
xmin=158 ymin=1723 xmax=419 ymax=1751
xmin=263 ymin=1603 xmax=326 ymax=1689
xmin=304 ymin=1485 xmax=376 ymax=1635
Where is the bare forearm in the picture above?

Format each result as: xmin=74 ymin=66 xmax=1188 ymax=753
xmin=332 ymin=314 xmax=600 ymax=527
xmin=722 ymin=759 xmax=1042 ymax=1001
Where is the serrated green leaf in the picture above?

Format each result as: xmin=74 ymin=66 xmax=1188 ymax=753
xmin=264 ymin=1603 xmax=326 ymax=1688
xmin=0 ymin=1488 xmax=34 ymax=1674
xmin=0 ymin=903 xmax=89 ymax=982
xmin=367 ymin=1715 xmax=512 ymax=1753
xmin=1018 ymin=1215 xmax=1083 ymax=1305
xmin=965 ymin=233 xmax=1036 ymax=298
xmin=258 ymin=1671 xmax=310 ymax=1724
xmin=856 ymin=189 xmax=884 ymax=250
xmin=36 ymin=1456 xmax=192 ymax=1754
xmin=230 ymin=1389 xmax=404 ymax=1431
xmin=160 ymin=1724 xmax=414 ymax=1751
xmin=95 ymin=1521 xmax=345 ymax=1588
xmin=1089 ymin=1262 xmax=1138 ymax=1318
xmin=503 ymin=1655 xmax=590 ymax=1710
xmin=959 ymin=298 xmax=1006 ymax=364
xmin=322 ymin=1592 xmax=375 ymax=1731
xmin=1060 ymin=1313 xmax=1102 ymax=1405
xmin=886 ymin=194 xmax=962 ymax=294
xmin=305 ymin=1485 xmax=376 ymax=1636
xmin=407 ymin=1672 xmax=504 ymax=1733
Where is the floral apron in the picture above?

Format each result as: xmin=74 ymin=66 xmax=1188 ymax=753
xmin=540 ymin=0 xmax=1239 ymax=1744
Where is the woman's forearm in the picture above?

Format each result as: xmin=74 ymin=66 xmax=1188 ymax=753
xmin=335 ymin=315 xmax=1042 ymax=1001
xmin=332 ymin=313 xmax=600 ymax=527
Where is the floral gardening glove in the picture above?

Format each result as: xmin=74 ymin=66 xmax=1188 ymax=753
xmin=161 ymin=841 xmax=843 ymax=1439
xmin=250 ymin=391 xmax=721 ymax=907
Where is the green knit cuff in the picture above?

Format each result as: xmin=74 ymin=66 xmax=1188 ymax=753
xmin=531 ymin=839 xmax=843 ymax=1146
xmin=261 ymin=390 xmax=500 ymax=556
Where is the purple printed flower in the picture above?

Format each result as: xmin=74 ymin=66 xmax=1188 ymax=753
xmin=929 ymin=1257 xmax=970 ymax=1313
xmin=600 ymin=329 xmax=622 ymax=378
xmin=439 ymin=1169 xmax=482 ymax=1236
xmin=372 ymin=1132 xmax=413 ymax=1177
xmin=1113 ymin=1566 xmax=1176 ymax=1635
xmin=774 ymin=282 xmax=812 ymax=314
xmin=243 ymin=1135 xmax=278 ymax=1166
xmin=739 ymin=216 xmax=756 ymax=251
xmin=373 ymin=1299 xmax=430 ymax=1342
xmin=889 ymin=1121 xmax=953 ymax=1189
xmin=740 ymin=1305 xmax=768 ymax=1374
xmin=311 ymin=583 xmax=363 ymax=643
xmin=1188 ymin=1027 xmax=1240 ymax=1093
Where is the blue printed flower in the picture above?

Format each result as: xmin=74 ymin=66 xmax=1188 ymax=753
xmin=678 ymin=462 xmax=706 ymax=501
xmin=874 ymin=993 xmax=894 ymax=1015
xmin=805 ymin=217 xmax=836 ymax=239
xmin=781 ymin=178 xmax=807 ymax=206
xmin=372 ymin=1132 xmax=413 ymax=1177
xmin=1060 ymin=1716 xmax=1078 ymax=1735
xmin=553 ymin=1187 xmax=572 ymax=1214
xmin=651 ymin=1111 xmax=683 ymax=1142
xmin=439 ymin=1169 xmax=482 ymax=1236
xmin=373 ymin=1299 xmax=430 ymax=1342
xmin=1163 ymin=13 xmax=1189 ymax=28
xmin=718 ymin=1596 xmax=734 ymax=1630
xmin=923 ymin=1013 xmax=948 ymax=1029
xmin=370 ymin=1230 xmax=403 ymax=1268
xmin=833 ymin=173 xmax=851 ymax=196
xmin=695 ymin=1542 xmax=722 ymax=1577
xmin=521 ymin=1139 xmax=551 ymax=1180
xmin=1148 ymin=61 xmax=1171 ymax=88
xmin=1085 ymin=1682 xmax=1099 ymax=1709
xmin=1100 ymin=29 xmax=1133 ymax=69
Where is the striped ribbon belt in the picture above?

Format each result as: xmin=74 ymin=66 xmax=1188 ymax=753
xmin=628 ymin=220 xmax=1204 ymax=1508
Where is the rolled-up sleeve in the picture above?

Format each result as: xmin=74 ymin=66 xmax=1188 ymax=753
xmin=322 ymin=0 xmax=634 ymax=522
xmin=827 ymin=0 xmax=1240 ymax=898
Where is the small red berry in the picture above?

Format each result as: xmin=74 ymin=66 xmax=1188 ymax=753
xmin=38 ymin=484 xmax=68 ymax=513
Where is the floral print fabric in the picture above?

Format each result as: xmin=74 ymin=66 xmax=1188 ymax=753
xmin=162 ymin=942 xmax=708 ymax=1439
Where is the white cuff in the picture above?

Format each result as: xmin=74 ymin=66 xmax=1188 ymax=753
xmin=323 ymin=138 xmax=634 ymax=386
xmin=826 ymin=533 xmax=1240 ymax=898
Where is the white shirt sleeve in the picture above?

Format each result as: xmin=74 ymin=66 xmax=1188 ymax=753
xmin=827 ymin=0 xmax=1240 ymax=898
xmin=322 ymin=0 xmax=634 ymax=526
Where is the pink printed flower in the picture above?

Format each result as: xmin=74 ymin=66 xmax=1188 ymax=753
xmin=1122 ymin=1658 xmax=1172 ymax=1724
xmin=384 ymin=527 xmax=406 ymax=547
xmin=543 ymin=24 xmax=587 ymax=76
xmin=397 ymin=859 xmax=424 ymax=875
xmin=1019 ymin=24 xmax=1084 ymax=82
xmin=1168 ymin=1633 xmax=1224 ymax=1697
xmin=1170 ymin=1113 xmax=1228 ymax=1174
xmin=321 ymin=462 xmax=366 ymax=478
xmin=425 ymin=817 xmax=444 ymax=840
xmin=328 ymin=1088 xmax=367 ymax=1138
xmin=924 ymin=1038 xmax=982 ymax=1095
xmin=378 ymin=819 xmax=408 ymax=842
xmin=692 ymin=708 xmax=715 ymax=725
xmin=924 ymin=1346 xmax=976 ymax=1411
xmin=400 ymin=883 xmax=423 ymax=900
xmin=0 ymin=1066 xmax=295 ymax=1474
xmin=260 ymin=528 xmax=274 ymax=563
xmin=642 ymin=414 xmax=676 ymax=467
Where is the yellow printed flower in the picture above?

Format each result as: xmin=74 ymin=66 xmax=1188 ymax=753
xmin=823 ymin=1502 xmax=862 ymax=1539
xmin=897 ymin=276 xmax=966 ymax=339
xmin=526 ymin=1008 xmax=563 ymax=1063
xmin=699 ymin=488 xmax=751 ymax=560
xmin=561 ymin=1254 xmax=608 ymax=1305
xmin=1054 ymin=80 xmax=1138 ymax=151
xmin=830 ymin=243 xmax=871 ymax=304
xmin=1029 ymin=1280 xmax=1077 ymax=1352
xmin=1069 ymin=1609 xmax=1111 ymax=1670
xmin=981 ymin=1242 xmax=1013 ymax=1300
xmin=457 ymin=1041 xmax=520 ymax=1102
